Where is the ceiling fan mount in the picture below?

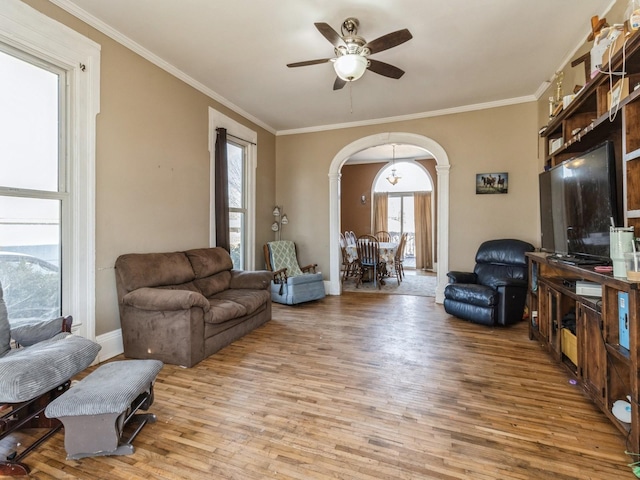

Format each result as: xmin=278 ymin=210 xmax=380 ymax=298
xmin=287 ymin=17 xmax=412 ymax=90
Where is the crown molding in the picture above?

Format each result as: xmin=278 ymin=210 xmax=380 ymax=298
xmin=276 ymin=95 xmax=537 ymax=136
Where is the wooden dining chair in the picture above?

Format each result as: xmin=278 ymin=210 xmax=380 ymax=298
xmin=345 ymin=231 xmax=357 ymax=245
xmin=355 ymin=235 xmax=384 ymax=289
xmin=339 ymin=233 xmax=357 ymax=281
xmin=394 ymin=233 xmax=408 ymax=280
xmin=374 ymin=230 xmax=391 ymax=242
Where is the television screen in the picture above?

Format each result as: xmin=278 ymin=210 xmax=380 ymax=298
xmin=540 ymin=141 xmax=618 ymax=262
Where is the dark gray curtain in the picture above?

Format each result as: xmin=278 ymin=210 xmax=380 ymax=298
xmin=215 ymin=127 xmax=230 ymax=251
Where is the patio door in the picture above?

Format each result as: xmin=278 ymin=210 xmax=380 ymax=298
xmin=388 ymin=194 xmax=415 ymax=267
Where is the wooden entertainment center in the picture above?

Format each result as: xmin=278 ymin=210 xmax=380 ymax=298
xmin=532 ymin=30 xmax=640 ymax=453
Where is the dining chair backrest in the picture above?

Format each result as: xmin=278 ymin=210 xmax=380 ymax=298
xmin=375 ymin=231 xmax=391 ymax=242
xmin=339 ymin=232 xmax=346 ymax=249
xmin=345 ymin=231 xmax=357 ymax=245
xmin=356 ymin=235 xmax=379 ymax=266
xmin=395 ymin=233 xmax=408 ymax=261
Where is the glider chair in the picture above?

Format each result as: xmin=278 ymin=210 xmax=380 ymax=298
xmin=443 ymin=239 xmax=535 ymax=327
xmin=264 ymin=240 xmax=326 ymax=305
xmin=0 ymin=281 xmax=101 ymax=475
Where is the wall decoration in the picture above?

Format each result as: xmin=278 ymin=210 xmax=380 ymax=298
xmin=476 ymin=172 xmax=508 ymax=194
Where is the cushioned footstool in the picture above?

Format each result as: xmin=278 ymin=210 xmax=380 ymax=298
xmin=45 ymin=359 xmax=163 ymax=460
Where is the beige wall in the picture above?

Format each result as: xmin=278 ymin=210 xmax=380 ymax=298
xmin=21 ymin=0 xmax=276 ymax=336
xmin=277 ymin=102 xmax=540 ymax=274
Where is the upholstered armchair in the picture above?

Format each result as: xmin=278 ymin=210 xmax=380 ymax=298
xmin=264 ymin=240 xmax=326 ymax=305
xmin=443 ymin=239 xmax=534 ymax=326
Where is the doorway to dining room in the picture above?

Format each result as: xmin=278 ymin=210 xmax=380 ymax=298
xmin=372 ymin=161 xmax=434 ymax=271
xmin=328 ymin=132 xmax=450 ymax=302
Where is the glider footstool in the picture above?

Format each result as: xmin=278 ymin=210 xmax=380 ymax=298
xmin=45 ymin=359 xmax=163 ymax=460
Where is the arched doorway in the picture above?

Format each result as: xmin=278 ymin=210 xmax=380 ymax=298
xmin=328 ymin=132 xmax=450 ymax=303
xmin=372 ymin=161 xmax=435 ymax=271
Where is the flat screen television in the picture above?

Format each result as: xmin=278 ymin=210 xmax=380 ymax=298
xmin=538 ymin=140 xmax=619 ymax=264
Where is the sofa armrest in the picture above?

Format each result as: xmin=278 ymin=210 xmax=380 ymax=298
xmin=229 ymin=270 xmax=273 ymax=290
xmin=122 ymin=288 xmax=210 ymax=312
xmin=446 ymin=271 xmax=477 ymax=284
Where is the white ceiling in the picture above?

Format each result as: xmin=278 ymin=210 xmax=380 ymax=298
xmin=52 ymin=0 xmax=613 ymax=134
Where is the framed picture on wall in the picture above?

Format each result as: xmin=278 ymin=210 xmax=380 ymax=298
xmin=476 ymin=172 xmax=508 ymax=194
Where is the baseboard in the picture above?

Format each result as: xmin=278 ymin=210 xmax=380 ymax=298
xmin=95 ymin=328 xmax=124 ymax=363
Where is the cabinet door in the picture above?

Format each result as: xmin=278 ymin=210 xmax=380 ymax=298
xmin=579 ymin=302 xmax=606 ymax=406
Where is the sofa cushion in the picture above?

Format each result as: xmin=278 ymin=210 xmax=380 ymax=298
xmin=124 ymin=287 xmax=210 ymax=312
xmin=205 ymin=299 xmax=247 ymax=325
xmin=116 ymin=252 xmax=194 ymax=292
xmin=194 ymin=271 xmax=231 ymax=297
xmin=230 ymin=270 xmax=272 ymax=290
xmin=185 ymin=247 xmax=233 ymax=278
xmin=213 ymin=289 xmax=270 ymax=316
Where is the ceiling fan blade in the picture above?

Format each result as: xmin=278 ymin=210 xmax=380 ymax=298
xmin=287 ymin=58 xmax=333 ymax=68
xmin=367 ymin=59 xmax=405 ymax=79
xmin=315 ymin=22 xmax=346 ymax=48
xmin=333 ymin=77 xmax=346 ymax=90
xmin=364 ymin=28 xmax=412 ymax=54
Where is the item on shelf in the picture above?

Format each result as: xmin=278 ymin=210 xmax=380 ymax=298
xmin=612 ymin=398 xmax=632 ymax=423
xmin=549 ymin=137 xmax=563 ymax=153
xmin=575 ymin=280 xmax=603 ymax=297
xmin=563 ymin=94 xmax=576 ymax=109
xmin=590 ymin=24 xmax=621 ymax=78
xmin=561 ymin=328 xmax=578 ymax=365
xmin=607 ymin=77 xmax=630 ymax=111
xmin=619 ymin=291 xmax=630 ymax=349
xmin=625 ymin=251 xmax=640 ymax=281
xmin=611 ymin=226 xmax=634 ymax=277
xmin=602 ymin=24 xmax=629 ymax=67
xmin=627 ymin=0 xmax=640 ymax=31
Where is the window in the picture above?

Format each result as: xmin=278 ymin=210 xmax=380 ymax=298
xmin=0 ymin=48 xmax=65 ymax=321
xmin=227 ymin=141 xmax=248 ymax=269
xmin=209 ymin=108 xmax=257 ymax=270
xmin=0 ymin=1 xmax=100 ymax=339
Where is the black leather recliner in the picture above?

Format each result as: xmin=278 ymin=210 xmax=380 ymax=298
xmin=443 ymin=239 xmax=535 ymax=326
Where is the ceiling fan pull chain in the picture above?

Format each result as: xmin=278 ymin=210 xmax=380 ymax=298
xmin=349 ymin=81 xmax=354 ymax=114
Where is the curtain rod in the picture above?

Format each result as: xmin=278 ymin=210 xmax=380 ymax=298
xmin=217 ymin=128 xmax=257 ymax=146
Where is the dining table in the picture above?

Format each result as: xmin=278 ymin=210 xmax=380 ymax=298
xmin=346 ymin=241 xmax=398 ymax=271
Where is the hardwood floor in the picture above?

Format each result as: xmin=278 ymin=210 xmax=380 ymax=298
xmin=3 ymin=294 xmax=633 ymax=479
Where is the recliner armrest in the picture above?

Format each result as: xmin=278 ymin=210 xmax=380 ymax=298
xmin=447 ymin=271 xmax=477 ymax=284
xmin=122 ymin=288 xmax=209 ymax=312
xmin=494 ymin=278 xmax=528 ymax=288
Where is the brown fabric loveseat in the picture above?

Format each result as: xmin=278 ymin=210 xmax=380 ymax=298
xmin=115 ymin=247 xmax=272 ymax=367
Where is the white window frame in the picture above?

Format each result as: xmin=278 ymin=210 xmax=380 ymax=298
xmin=208 ymin=108 xmax=257 ymax=270
xmin=0 ymin=0 xmax=100 ymax=339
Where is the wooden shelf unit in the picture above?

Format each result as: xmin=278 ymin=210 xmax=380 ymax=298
xmin=541 ymin=32 xmax=640 ymax=234
xmin=527 ymin=252 xmax=640 ymax=452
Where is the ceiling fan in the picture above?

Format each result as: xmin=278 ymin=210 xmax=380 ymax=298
xmin=287 ymin=17 xmax=412 ymax=90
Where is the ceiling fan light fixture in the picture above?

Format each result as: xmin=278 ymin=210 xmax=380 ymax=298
xmin=333 ymin=54 xmax=367 ymax=82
